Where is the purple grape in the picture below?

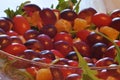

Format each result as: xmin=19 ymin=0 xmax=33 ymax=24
xmin=23 ymin=29 xmax=39 ymax=40
xmin=39 ymin=24 xmax=57 ymax=38
xmin=24 ymin=39 xmax=43 ymax=51
xmin=37 ymin=34 xmax=53 ymax=50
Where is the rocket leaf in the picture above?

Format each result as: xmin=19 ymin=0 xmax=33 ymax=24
xmin=73 ymin=47 xmax=101 ymax=80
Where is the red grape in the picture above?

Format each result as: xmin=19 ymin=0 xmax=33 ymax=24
xmin=40 ymin=8 xmax=57 ymax=25
xmin=74 ymin=41 xmax=90 ymax=57
xmin=110 ymin=17 xmax=120 ymax=31
xmin=0 ymin=28 xmax=6 ymax=34
xmin=90 ymin=42 xmax=107 ymax=60
xmin=60 ymin=9 xmax=77 ymax=24
xmin=39 ymin=24 xmax=57 ymax=38
xmin=10 ymin=36 xmax=23 ymax=44
xmin=37 ymin=34 xmax=53 ymax=50
xmin=95 ymin=57 xmax=114 ymax=67
xmin=0 ymin=17 xmax=11 ymax=32
xmin=65 ymin=73 xmax=81 ymax=80
xmin=24 ymin=39 xmax=43 ymax=51
xmin=86 ymin=31 xmax=109 ymax=46
xmin=38 ymin=50 xmax=55 ymax=60
xmin=110 ymin=9 xmax=120 ymax=19
xmin=23 ymin=29 xmax=39 ymax=40
xmin=54 ymin=40 xmax=73 ymax=56
xmin=78 ymin=7 xmax=97 ymax=24
xmin=0 ymin=34 xmax=12 ymax=49
xmin=65 ymin=51 xmax=78 ymax=61
xmin=23 ymin=49 xmax=39 ymax=60
xmin=22 ymin=3 xmax=41 ymax=16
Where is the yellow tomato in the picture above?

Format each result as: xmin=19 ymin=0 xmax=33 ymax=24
xmin=73 ymin=18 xmax=89 ymax=32
xmin=36 ymin=68 xmax=53 ymax=80
xmin=55 ymin=19 xmax=72 ymax=32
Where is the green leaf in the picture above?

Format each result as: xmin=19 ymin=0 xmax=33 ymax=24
xmin=54 ymin=0 xmax=81 ymax=12
xmin=73 ymin=0 xmax=81 ymax=13
xmin=86 ymin=24 xmax=96 ymax=30
xmin=56 ymin=1 xmax=70 ymax=11
xmin=51 ymin=4 xmax=54 ymax=8
xmin=58 ymin=0 xmax=65 ymax=4
xmin=15 ymin=1 xmax=30 ymax=15
xmin=73 ymin=47 xmax=100 ymax=80
xmin=4 ymin=1 xmax=30 ymax=19
xmin=4 ymin=8 xmax=15 ymax=18
xmin=71 ymin=0 xmax=77 ymax=5
xmin=82 ymin=74 xmax=94 ymax=80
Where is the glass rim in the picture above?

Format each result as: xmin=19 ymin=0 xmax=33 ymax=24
xmin=0 ymin=50 xmax=120 ymax=70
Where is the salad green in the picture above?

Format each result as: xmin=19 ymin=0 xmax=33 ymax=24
xmin=73 ymin=47 xmax=101 ymax=80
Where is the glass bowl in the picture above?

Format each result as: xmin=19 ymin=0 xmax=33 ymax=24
xmin=0 ymin=50 xmax=49 ymax=80
xmin=0 ymin=50 xmax=120 ymax=80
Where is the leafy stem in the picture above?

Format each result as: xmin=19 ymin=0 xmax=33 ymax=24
xmin=73 ymin=0 xmax=81 ymax=13
xmin=73 ymin=47 xmax=101 ymax=80
xmin=55 ymin=0 xmax=81 ymax=13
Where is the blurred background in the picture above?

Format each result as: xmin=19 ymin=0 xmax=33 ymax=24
xmin=0 ymin=0 xmax=120 ymax=17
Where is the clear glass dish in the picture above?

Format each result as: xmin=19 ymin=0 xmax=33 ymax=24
xmin=0 ymin=50 xmax=120 ymax=80
xmin=0 ymin=50 xmax=49 ymax=80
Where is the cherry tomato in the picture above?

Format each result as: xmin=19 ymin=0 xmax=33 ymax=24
xmin=76 ymin=30 xmax=90 ymax=41
xmin=3 ymin=43 xmax=27 ymax=56
xmin=41 ymin=58 xmax=52 ymax=63
xmin=36 ymin=68 xmax=53 ymax=80
xmin=54 ymin=32 xmax=73 ymax=46
xmin=13 ymin=15 xmax=30 ymax=35
xmin=26 ymin=66 xmax=39 ymax=77
xmin=91 ymin=13 xmax=112 ymax=27
xmin=51 ymin=49 xmax=64 ymax=58
xmin=68 ymin=60 xmax=78 ymax=67
xmin=61 ymin=67 xmax=76 ymax=78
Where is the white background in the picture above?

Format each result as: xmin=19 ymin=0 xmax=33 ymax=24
xmin=0 ymin=0 xmax=120 ymax=17
xmin=0 ymin=0 xmax=58 ymax=17
xmin=80 ymin=0 xmax=120 ymax=13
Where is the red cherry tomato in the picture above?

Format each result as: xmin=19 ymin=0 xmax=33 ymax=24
xmin=91 ymin=13 xmax=112 ymax=27
xmin=26 ymin=66 xmax=39 ymax=77
xmin=54 ymin=32 xmax=73 ymax=46
xmin=68 ymin=60 xmax=78 ymax=67
xmin=51 ymin=49 xmax=64 ymax=58
xmin=3 ymin=43 xmax=27 ymax=56
xmin=13 ymin=15 xmax=30 ymax=35
xmin=76 ymin=30 xmax=90 ymax=41
xmin=41 ymin=58 xmax=52 ymax=63
xmin=61 ymin=67 xmax=76 ymax=78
